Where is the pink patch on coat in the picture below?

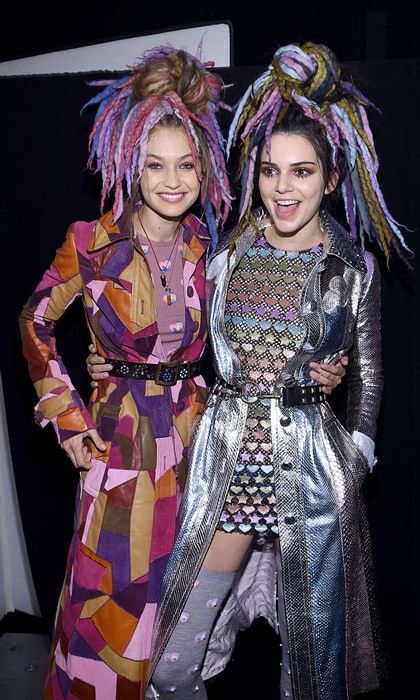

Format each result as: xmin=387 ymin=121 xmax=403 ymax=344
xmin=81 ymin=500 xmax=97 ymax=546
xmin=48 ymin=359 xmax=73 ymax=383
xmin=85 ymin=280 xmax=107 ymax=303
xmin=83 ymin=459 xmax=106 ymax=497
xmin=104 ymin=468 xmax=139 ymax=490
xmin=34 ymin=295 xmax=50 ymax=316
xmin=123 ymin=602 xmax=157 ymax=660
xmin=77 ymin=618 xmax=107 ymax=653
xmin=155 ymin=437 xmax=176 ymax=480
xmin=149 ymin=496 xmax=176 ymax=560
xmin=107 ymin=445 xmax=125 ymax=467
xmin=62 ymin=599 xmax=84 ymax=639
xmin=73 ymin=548 xmax=108 ymax=591
xmin=115 ymin=414 xmax=134 ymax=439
xmin=183 ymin=261 xmax=200 ymax=310
xmin=66 ymin=653 xmax=117 ymax=696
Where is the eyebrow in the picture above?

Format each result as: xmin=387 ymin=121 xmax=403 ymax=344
xmin=146 ymin=153 xmax=193 ymax=160
xmin=260 ymin=160 xmax=317 ymax=167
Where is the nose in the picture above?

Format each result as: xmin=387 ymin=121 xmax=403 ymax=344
xmin=275 ymin=171 xmax=292 ymax=193
xmin=163 ymin=166 xmax=182 ymax=189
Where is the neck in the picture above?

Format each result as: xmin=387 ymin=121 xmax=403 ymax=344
xmin=135 ymin=207 xmax=182 ymax=243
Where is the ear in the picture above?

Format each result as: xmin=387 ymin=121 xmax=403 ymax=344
xmin=324 ymin=169 xmax=339 ymax=195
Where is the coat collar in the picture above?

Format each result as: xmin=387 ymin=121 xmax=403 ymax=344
xmin=216 ymin=208 xmax=366 ymax=274
xmin=321 ymin=211 xmax=367 ymax=273
xmin=86 ymin=210 xmax=128 ymax=252
xmin=86 ymin=208 xmax=210 ymax=263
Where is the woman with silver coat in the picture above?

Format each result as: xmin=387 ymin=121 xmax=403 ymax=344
xmin=147 ymin=40 xmax=411 ymax=700
xmin=152 ymin=208 xmax=383 ymax=700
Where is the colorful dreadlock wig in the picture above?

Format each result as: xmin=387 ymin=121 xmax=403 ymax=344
xmin=227 ymin=42 xmax=409 ymax=263
xmin=84 ymin=45 xmax=231 ymax=252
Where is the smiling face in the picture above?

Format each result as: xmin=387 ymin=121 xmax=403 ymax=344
xmin=139 ymin=125 xmax=201 ymax=228
xmin=258 ymin=132 xmax=337 ymax=248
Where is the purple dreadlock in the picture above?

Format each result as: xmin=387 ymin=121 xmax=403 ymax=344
xmin=227 ymin=42 xmax=410 ymax=264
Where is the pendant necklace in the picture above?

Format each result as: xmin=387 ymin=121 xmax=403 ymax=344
xmin=137 ymin=213 xmax=182 ymax=306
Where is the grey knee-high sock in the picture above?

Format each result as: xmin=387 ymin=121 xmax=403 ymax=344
xmin=151 ymin=567 xmax=234 ymax=699
xmin=276 ymin=552 xmax=294 ymax=699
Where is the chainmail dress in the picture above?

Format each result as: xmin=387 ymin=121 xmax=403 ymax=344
xmin=217 ymin=233 xmax=323 ymax=536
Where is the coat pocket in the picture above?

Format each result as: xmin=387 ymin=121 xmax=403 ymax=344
xmin=323 ymin=415 xmax=369 ymax=490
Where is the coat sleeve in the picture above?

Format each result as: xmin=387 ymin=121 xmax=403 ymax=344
xmin=346 ymin=252 xmax=383 ymax=461
xmin=19 ymin=223 xmax=96 ymax=444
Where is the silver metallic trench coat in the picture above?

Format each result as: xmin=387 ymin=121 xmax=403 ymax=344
xmin=149 ymin=212 xmax=385 ymax=700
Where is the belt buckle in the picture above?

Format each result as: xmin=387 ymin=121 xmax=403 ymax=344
xmin=240 ymin=380 xmax=262 ymax=404
xmin=155 ymin=361 xmax=180 ymax=387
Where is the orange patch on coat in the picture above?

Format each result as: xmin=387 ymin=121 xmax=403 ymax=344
xmin=103 ymin=282 xmax=131 ymax=330
xmin=55 ymin=228 xmax=80 ymax=280
xmin=154 ymin=468 xmax=176 ymax=499
xmin=93 ymin=600 xmax=138 ymax=655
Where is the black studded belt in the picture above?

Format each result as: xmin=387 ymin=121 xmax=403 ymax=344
xmin=214 ymin=378 xmax=326 ymax=408
xmin=105 ymin=358 xmax=202 ymax=386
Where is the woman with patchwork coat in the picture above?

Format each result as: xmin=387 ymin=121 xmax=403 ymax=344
xmin=19 ymin=47 xmax=232 ymax=699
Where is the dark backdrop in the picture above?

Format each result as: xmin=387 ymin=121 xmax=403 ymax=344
xmin=0 ymin=59 xmax=418 ymax=699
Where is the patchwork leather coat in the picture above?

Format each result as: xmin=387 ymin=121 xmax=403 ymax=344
xmin=20 ymin=209 xmax=210 ymax=699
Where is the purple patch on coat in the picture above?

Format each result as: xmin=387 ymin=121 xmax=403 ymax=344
xmin=113 ymin=579 xmax=148 ymax=618
xmin=56 ymin=665 xmax=71 ymax=696
xmin=147 ymin=554 xmax=170 ymax=601
xmin=101 ymin=241 xmax=134 ymax=279
xmin=98 ymin=414 xmax=119 ymax=442
xmin=71 ymin=580 xmax=104 ymax=604
xmin=129 ymin=380 xmax=172 ymax=438
xmin=96 ymin=296 xmax=127 ymax=345
xmin=97 ymin=530 xmax=130 ymax=592
xmin=69 ymin=631 xmax=101 ymax=661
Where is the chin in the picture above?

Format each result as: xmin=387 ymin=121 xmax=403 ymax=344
xmin=154 ymin=204 xmax=189 ymax=219
xmin=272 ymin=218 xmax=303 ymax=234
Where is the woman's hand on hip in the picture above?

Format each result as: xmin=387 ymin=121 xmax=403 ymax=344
xmin=61 ymin=429 xmax=106 ymax=469
xmin=86 ymin=343 xmax=113 ymax=387
xmin=308 ymin=356 xmax=348 ymax=395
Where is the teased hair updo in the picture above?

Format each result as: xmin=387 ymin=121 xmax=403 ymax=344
xmin=131 ymin=49 xmax=219 ymax=115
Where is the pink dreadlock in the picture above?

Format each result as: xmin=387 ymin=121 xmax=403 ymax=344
xmin=84 ymin=46 xmax=231 ymax=252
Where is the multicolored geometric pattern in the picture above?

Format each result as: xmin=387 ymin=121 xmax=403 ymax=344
xmin=19 ymin=209 xmax=210 ymax=699
xmin=218 ymin=237 xmax=323 ymax=535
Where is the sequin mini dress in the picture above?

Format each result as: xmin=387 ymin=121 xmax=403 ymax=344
xmin=217 ymin=234 xmax=323 ymax=535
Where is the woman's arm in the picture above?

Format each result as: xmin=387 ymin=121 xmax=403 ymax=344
xmin=19 ymin=223 xmax=105 ymax=466
xmin=346 ymin=253 xmax=383 ymax=467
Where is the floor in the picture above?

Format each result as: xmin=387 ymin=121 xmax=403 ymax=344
xmin=0 ymin=631 xmax=49 ymax=699
xmin=0 ymin=612 xmax=395 ymax=699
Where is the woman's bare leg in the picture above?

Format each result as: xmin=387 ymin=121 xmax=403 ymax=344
xmin=202 ymin=529 xmax=254 ymax=572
